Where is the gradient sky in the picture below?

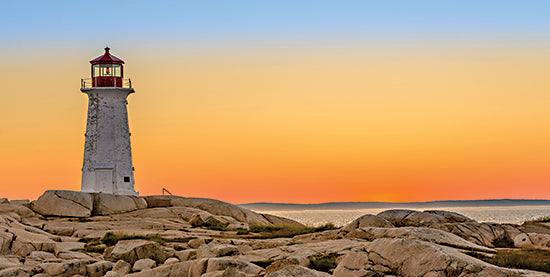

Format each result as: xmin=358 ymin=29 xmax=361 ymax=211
xmin=1 ymin=1 xmax=550 ymax=203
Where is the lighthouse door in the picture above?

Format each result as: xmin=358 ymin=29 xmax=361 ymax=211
xmin=95 ymin=167 xmax=115 ymax=194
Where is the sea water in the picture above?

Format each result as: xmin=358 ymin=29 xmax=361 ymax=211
xmin=250 ymin=205 xmax=550 ymax=227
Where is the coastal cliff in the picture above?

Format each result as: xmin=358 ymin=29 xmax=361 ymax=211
xmin=0 ymin=191 xmax=548 ymax=276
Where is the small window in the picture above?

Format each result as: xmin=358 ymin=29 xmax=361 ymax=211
xmin=93 ymin=65 xmax=100 ymax=77
xmin=124 ymin=176 xmax=130 ymax=182
xmin=113 ymin=65 xmax=122 ymax=77
xmin=100 ymin=65 xmax=112 ymax=76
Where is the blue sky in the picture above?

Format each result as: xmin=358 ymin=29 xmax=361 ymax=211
xmin=3 ymin=0 xmax=549 ymax=46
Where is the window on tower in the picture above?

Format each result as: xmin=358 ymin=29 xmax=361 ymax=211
xmin=113 ymin=65 xmax=122 ymax=77
xmin=93 ymin=65 xmax=100 ymax=77
xmin=101 ymin=65 xmax=112 ymax=76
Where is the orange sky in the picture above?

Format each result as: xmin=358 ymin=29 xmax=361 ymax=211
xmin=1 ymin=42 xmax=550 ymax=203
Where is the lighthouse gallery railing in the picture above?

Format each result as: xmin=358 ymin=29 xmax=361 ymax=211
xmin=81 ymin=78 xmax=132 ymax=89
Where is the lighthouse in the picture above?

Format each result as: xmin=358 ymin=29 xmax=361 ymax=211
xmin=80 ymin=47 xmax=138 ymax=195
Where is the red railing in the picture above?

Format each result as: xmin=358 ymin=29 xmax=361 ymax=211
xmin=81 ymin=78 xmax=132 ymax=89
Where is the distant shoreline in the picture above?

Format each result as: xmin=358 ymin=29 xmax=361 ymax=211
xmin=239 ymin=199 xmax=550 ymax=211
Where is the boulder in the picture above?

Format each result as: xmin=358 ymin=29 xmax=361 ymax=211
xmin=345 ymin=226 xmax=493 ymax=253
xmin=0 ymin=256 xmax=21 ymax=270
xmin=265 ymin=258 xmax=300 ymax=274
xmin=513 ymin=233 xmax=550 ymax=248
xmin=133 ymin=258 xmax=156 ymax=271
xmin=28 ymin=251 xmax=57 ymax=261
xmin=175 ymin=249 xmax=197 ymax=261
xmin=205 ymin=258 xmax=263 ymax=275
xmin=341 ymin=214 xmax=394 ymax=232
xmin=365 ymin=238 xmax=522 ymax=276
xmin=105 ymin=239 xmax=167 ymax=264
xmin=144 ymin=196 xmax=172 ymax=208
xmin=0 ymin=229 xmax=14 ymax=255
xmin=197 ymin=244 xmax=239 ymax=259
xmin=86 ymin=260 xmax=115 ymax=277
xmin=446 ymin=222 xmax=521 ymax=248
xmin=105 ymin=260 xmax=131 ymax=276
xmin=10 ymin=227 xmax=57 ymax=256
xmin=9 ymin=200 xmax=30 ymax=207
xmin=0 ymin=267 xmax=31 ymax=277
xmin=333 ymin=250 xmax=380 ymax=277
xmin=0 ymin=199 xmax=7 ymax=205
xmin=188 ymin=238 xmax=208 ymax=249
xmin=188 ymin=213 xmax=207 ymax=227
xmin=424 ymin=210 xmax=475 ymax=223
xmin=30 ymin=190 xmax=93 ymax=217
xmin=57 ymin=251 xmax=92 ymax=260
xmin=38 ymin=259 xmax=87 ymax=276
xmin=169 ymin=197 xmax=272 ymax=225
xmin=261 ymin=213 xmax=303 ymax=226
xmin=377 ymin=209 xmax=414 ymax=226
xmin=164 ymin=257 xmax=179 ymax=265
xmin=92 ymin=193 xmax=146 ymax=216
xmin=401 ymin=211 xmax=446 ymax=227
xmin=265 ymin=265 xmax=331 ymax=277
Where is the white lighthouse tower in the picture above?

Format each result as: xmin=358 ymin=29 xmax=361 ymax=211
xmin=80 ymin=47 xmax=138 ymax=195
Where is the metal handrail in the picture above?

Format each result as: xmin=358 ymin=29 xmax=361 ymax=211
xmin=81 ymin=78 xmax=133 ymax=89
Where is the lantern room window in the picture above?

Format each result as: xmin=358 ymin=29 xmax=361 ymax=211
xmin=92 ymin=64 xmax=122 ymax=77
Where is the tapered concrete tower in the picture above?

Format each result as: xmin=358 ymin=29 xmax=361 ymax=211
xmin=80 ymin=47 xmax=138 ymax=195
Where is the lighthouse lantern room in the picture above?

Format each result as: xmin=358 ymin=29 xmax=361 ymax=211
xmin=80 ymin=47 xmax=138 ymax=195
xmin=90 ymin=47 xmax=124 ymax=87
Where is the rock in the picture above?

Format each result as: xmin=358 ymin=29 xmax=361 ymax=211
xmin=265 ymin=258 xmax=300 ymax=274
xmin=0 ymin=199 xmax=7 ymax=205
xmin=345 ymin=226 xmax=493 ymax=253
xmin=125 ymin=260 xmax=195 ymax=277
xmin=30 ymin=190 xmax=93 ymax=217
xmin=377 ymin=209 xmax=414 ymax=227
xmin=169 ymin=197 xmax=272 ymax=225
xmin=0 ymin=257 xmax=21 ymax=270
xmin=133 ymin=258 xmax=156 ymax=271
xmin=261 ymin=214 xmax=303 ymax=226
xmin=236 ymin=239 xmax=363 ymax=266
xmin=105 ymin=239 xmax=167 ymax=264
xmin=112 ymin=260 xmax=131 ymax=274
xmin=446 ymin=222 xmax=520 ymax=248
xmin=39 ymin=259 xmax=87 ymax=276
xmin=188 ymin=238 xmax=207 ymax=249
xmin=175 ymin=249 xmax=197 ymax=261
xmin=0 ymin=267 xmax=31 ymax=277
xmin=28 ymin=251 xmax=57 ymax=261
xmin=144 ymin=196 xmax=172 ymax=208
xmin=0 ymin=231 xmax=14 ymax=256
xmin=164 ymin=257 xmax=179 ymax=265
xmin=189 ymin=213 xmax=207 ymax=227
xmin=341 ymin=214 xmax=394 ymax=232
xmin=265 ymin=265 xmax=331 ymax=277
xmin=365 ymin=238 xmax=521 ymax=276
xmin=55 ymin=241 xmax=85 ymax=253
xmin=205 ymin=258 xmax=263 ymax=275
xmin=92 ymin=193 xmax=146 ymax=216
xmin=43 ymin=224 xmax=74 ymax=236
xmin=514 ymin=233 xmax=532 ymax=248
xmin=10 ymin=227 xmax=57 ymax=256
xmin=57 ymin=251 xmax=92 ymax=260
xmin=400 ymin=211 xmax=446 ymax=228
xmin=333 ymin=250 xmax=374 ymax=277
xmin=8 ymin=200 xmax=29 ymax=207
xmin=197 ymin=244 xmax=239 ymax=259
xmin=86 ymin=260 xmax=115 ymax=277
xmin=423 ymin=210 xmax=475 ymax=223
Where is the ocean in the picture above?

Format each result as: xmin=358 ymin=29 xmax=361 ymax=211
xmin=248 ymin=205 xmax=550 ymax=227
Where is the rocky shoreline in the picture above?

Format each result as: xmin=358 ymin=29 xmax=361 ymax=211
xmin=0 ymin=190 xmax=549 ymax=276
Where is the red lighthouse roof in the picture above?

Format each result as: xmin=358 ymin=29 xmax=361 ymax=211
xmin=90 ymin=47 xmax=124 ymax=64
